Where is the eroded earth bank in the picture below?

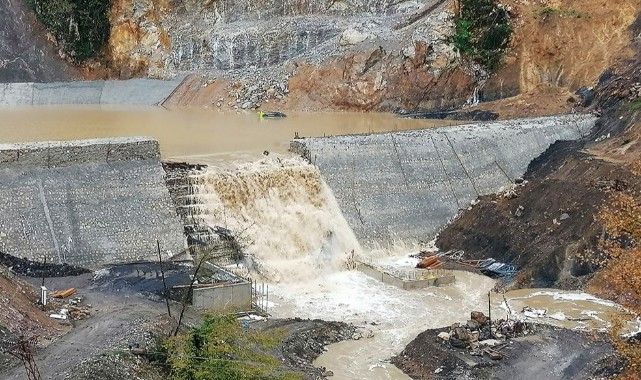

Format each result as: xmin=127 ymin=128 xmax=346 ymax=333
xmin=1 ymin=0 xmax=641 ymax=379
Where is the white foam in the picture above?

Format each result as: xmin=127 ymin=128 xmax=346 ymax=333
xmin=190 ymin=157 xmax=362 ymax=283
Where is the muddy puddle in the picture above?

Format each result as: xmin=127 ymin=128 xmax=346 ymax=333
xmin=0 ymin=106 xmax=456 ymax=165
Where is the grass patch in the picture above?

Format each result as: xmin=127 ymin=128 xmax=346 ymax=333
xmin=535 ymin=7 xmax=588 ymax=19
xmin=627 ymin=100 xmax=641 ymax=110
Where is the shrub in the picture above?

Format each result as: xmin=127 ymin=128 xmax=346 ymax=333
xmin=453 ymin=0 xmax=513 ymax=71
xmin=160 ymin=314 xmax=302 ymax=380
xmin=28 ymin=0 xmax=110 ymax=61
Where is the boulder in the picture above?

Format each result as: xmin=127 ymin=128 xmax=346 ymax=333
xmin=466 ymin=319 xmax=480 ymax=331
xmin=471 ymin=311 xmax=488 ymax=324
xmin=340 ymin=28 xmax=373 ymax=46
xmin=437 ymin=332 xmax=450 ymax=341
xmin=453 ymin=327 xmax=470 ymax=341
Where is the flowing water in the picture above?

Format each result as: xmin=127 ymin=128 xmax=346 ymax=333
xmin=188 ymin=157 xmax=362 ymax=282
xmin=0 ymin=106 xmax=454 ymax=165
xmin=2 ymin=106 xmax=639 ymax=379
xmin=185 ymin=158 xmax=641 ymax=380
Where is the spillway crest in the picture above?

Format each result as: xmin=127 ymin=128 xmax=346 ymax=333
xmin=186 ymin=158 xmax=362 ymax=282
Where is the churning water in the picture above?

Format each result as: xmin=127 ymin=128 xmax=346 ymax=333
xmin=188 ymin=157 xmax=362 ymax=283
xmin=184 ymin=156 xmax=641 ymax=380
xmin=3 ymin=106 xmax=638 ymax=379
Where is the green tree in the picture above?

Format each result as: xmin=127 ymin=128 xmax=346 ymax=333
xmin=29 ymin=0 xmax=110 ymax=61
xmin=453 ymin=0 xmax=512 ymax=71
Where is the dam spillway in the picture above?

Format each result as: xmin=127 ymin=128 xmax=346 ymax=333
xmin=0 ymin=137 xmax=185 ymax=267
xmin=291 ymin=114 xmax=596 ymax=246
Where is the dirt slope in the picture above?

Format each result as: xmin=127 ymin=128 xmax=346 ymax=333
xmin=437 ymin=13 xmax=641 ymax=297
xmin=0 ymin=268 xmax=69 ymax=372
xmin=483 ymin=0 xmax=639 ymax=101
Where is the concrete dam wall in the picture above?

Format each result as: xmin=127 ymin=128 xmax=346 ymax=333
xmin=291 ymin=114 xmax=596 ymax=246
xmin=0 ymin=137 xmax=185 ymax=267
xmin=0 ymin=77 xmax=185 ymax=107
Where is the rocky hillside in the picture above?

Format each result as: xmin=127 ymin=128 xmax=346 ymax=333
xmin=437 ymin=11 xmax=641 ymax=311
xmin=0 ymin=0 xmax=78 ymax=82
xmin=103 ymin=0 xmax=641 ymax=113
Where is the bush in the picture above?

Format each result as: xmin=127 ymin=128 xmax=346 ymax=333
xmin=160 ymin=314 xmax=302 ymax=380
xmin=453 ymin=0 xmax=512 ymax=71
xmin=28 ymin=0 xmax=110 ymax=61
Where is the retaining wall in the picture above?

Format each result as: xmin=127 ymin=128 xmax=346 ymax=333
xmin=357 ymin=262 xmax=455 ymax=290
xmin=292 ymin=114 xmax=596 ymax=246
xmin=0 ymin=77 xmax=185 ymax=107
xmin=192 ymin=282 xmax=253 ymax=311
xmin=0 ymin=137 xmax=185 ymax=267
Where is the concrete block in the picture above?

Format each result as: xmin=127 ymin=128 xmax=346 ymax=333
xmin=33 ymin=81 xmax=105 ymax=105
xmin=192 ymin=282 xmax=252 ymax=311
xmin=294 ymin=114 xmax=595 ymax=246
xmin=0 ymin=83 xmax=33 ymax=106
xmin=0 ymin=137 xmax=185 ymax=267
xmin=100 ymin=76 xmax=186 ymax=105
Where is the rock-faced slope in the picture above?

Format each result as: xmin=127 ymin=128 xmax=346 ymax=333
xmin=0 ymin=137 xmax=185 ymax=267
xmin=291 ymin=114 xmax=594 ymax=246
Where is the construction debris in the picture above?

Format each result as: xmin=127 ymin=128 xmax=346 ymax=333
xmin=52 ymin=288 xmax=77 ymax=299
xmin=412 ymin=250 xmax=518 ymax=279
xmin=436 ymin=311 xmax=531 ymax=360
xmin=416 ymin=255 xmax=444 ymax=269
xmin=47 ymin=294 xmax=92 ymax=321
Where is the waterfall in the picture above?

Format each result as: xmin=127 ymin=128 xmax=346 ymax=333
xmin=185 ymin=157 xmax=362 ymax=283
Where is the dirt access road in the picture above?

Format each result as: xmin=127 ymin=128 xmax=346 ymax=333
xmin=3 ymin=269 xmax=182 ymax=380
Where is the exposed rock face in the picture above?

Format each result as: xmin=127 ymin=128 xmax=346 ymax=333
xmin=285 ymin=44 xmax=472 ymax=111
xmin=111 ymin=0 xmax=472 ymax=111
xmin=0 ymin=0 xmax=77 ymax=82
xmin=482 ymin=0 xmax=639 ymax=102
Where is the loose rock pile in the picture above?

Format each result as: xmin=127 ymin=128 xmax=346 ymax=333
xmin=0 ymin=251 xmax=90 ymax=278
xmin=437 ymin=311 xmax=530 ymax=360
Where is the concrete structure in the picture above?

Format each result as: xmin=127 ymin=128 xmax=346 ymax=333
xmin=191 ymin=282 xmax=253 ymax=311
xmin=291 ymin=114 xmax=596 ymax=246
xmin=0 ymin=137 xmax=185 ymax=267
xmin=357 ymin=262 xmax=455 ymax=290
xmin=0 ymin=77 xmax=185 ymax=107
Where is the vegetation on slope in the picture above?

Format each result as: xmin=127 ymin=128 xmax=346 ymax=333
xmin=154 ymin=314 xmax=302 ymax=380
xmin=452 ymin=0 xmax=512 ymax=71
xmin=28 ymin=0 xmax=110 ymax=61
xmin=591 ymin=160 xmax=641 ymax=379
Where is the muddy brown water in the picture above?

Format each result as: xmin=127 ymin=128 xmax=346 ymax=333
xmin=2 ymin=106 xmax=638 ymax=379
xmin=0 ymin=106 xmax=455 ymax=165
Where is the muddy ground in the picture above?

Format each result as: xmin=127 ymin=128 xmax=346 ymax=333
xmin=393 ymin=324 xmax=626 ymax=380
xmin=1 ymin=262 xmax=358 ymax=380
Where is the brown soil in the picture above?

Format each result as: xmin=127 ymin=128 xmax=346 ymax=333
xmin=469 ymin=84 xmax=576 ymax=120
xmin=436 ymin=13 xmax=641 ymax=294
xmin=484 ymin=0 xmax=639 ymax=101
xmin=0 ymin=269 xmax=70 ymax=373
xmin=282 ymin=46 xmax=475 ymax=112
xmin=162 ymin=75 xmax=231 ymax=109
